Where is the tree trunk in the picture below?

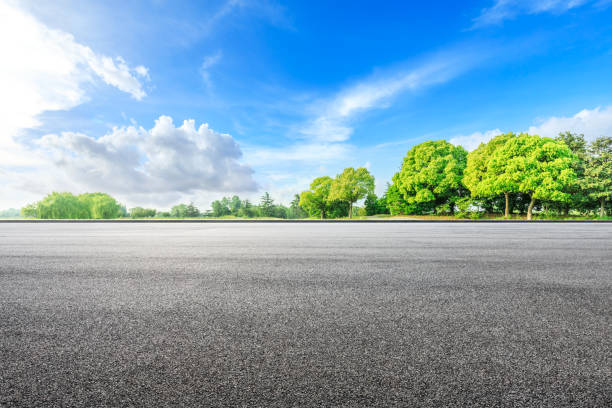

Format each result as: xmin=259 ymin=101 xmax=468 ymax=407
xmin=504 ymin=192 xmax=509 ymax=219
xmin=563 ymin=205 xmax=569 ymax=217
xmin=601 ymin=197 xmax=606 ymax=218
xmin=527 ymin=196 xmax=536 ymax=220
xmin=321 ymin=210 xmax=324 ymax=220
xmin=349 ymin=202 xmax=353 ymax=219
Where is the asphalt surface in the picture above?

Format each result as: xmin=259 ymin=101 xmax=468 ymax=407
xmin=0 ymin=223 xmax=611 ymax=407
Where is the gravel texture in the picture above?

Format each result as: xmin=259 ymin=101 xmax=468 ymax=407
xmin=0 ymin=222 xmax=611 ymax=407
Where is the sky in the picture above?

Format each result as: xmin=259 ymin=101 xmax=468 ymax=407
xmin=1 ymin=0 xmax=612 ymax=210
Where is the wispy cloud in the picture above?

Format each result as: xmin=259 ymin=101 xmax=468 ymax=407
xmin=472 ymin=0 xmax=603 ymax=27
xmin=201 ymin=51 xmax=223 ymax=88
xmin=299 ymin=44 xmax=492 ymax=143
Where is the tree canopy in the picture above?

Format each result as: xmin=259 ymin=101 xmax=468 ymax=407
xmin=328 ymin=167 xmax=374 ymax=218
xmin=395 ymin=140 xmax=467 ymax=215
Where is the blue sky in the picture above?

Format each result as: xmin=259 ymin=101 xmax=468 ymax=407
xmin=2 ymin=0 xmax=612 ymax=209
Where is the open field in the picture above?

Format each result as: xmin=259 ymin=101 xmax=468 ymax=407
xmin=1 ymin=223 xmax=611 ymax=407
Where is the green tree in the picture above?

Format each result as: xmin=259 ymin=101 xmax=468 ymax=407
xmin=185 ymin=202 xmax=200 ymax=217
xmin=211 ymin=199 xmax=230 ymax=217
xmin=130 ymin=207 xmax=156 ymax=218
xmin=259 ymin=192 xmax=275 ymax=217
xmin=463 ymin=132 xmax=517 ymax=217
xmin=385 ymin=181 xmax=408 ymax=215
xmin=489 ymin=134 xmax=576 ymax=220
xmin=583 ymin=136 xmax=612 ymax=217
xmin=35 ymin=192 xmax=89 ymax=219
xmin=171 ymin=204 xmax=189 ymax=217
xmin=328 ymin=167 xmax=375 ymax=218
xmin=554 ymin=132 xmax=590 ymax=215
xmin=229 ymin=196 xmax=242 ymax=215
xmin=395 ymin=141 xmax=468 ymax=215
xmin=20 ymin=204 xmax=37 ymax=218
xmin=78 ymin=193 xmax=122 ymax=219
xmin=299 ymin=176 xmax=334 ymax=219
xmin=288 ymin=194 xmax=307 ymax=219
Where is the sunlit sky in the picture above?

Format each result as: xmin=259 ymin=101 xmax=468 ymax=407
xmin=2 ymin=0 xmax=612 ymax=209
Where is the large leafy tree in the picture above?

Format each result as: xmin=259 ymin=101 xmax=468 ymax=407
xmin=489 ymin=134 xmax=576 ymax=220
xmin=300 ymin=176 xmax=334 ymax=219
xmin=583 ymin=136 xmax=612 ymax=217
xmin=395 ymin=141 xmax=467 ymax=215
xmin=463 ymin=132 xmax=517 ymax=217
xmin=328 ymin=167 xmax=375 ymax=218
xmin=78 ymin=193 xmax=123 ymax=219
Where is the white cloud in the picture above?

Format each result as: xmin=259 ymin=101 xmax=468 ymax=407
xmin=450 ymin=129 xmax=503 ymax=151
xmin=0 ymin=1 xmax=148 ymax=145
xmin=33 ymin=116 xmax=257 ymax=203
xmin=528 ymin=106 xmax=612 ymax=140
xmin=473 ymin=0 xmax=596 ymax=27
xmin=201 ymin=51 xmax=222 ymax=88
xmin=450 ymin=105 xmax=612 ymax=152
xmin=300 ymin=46 xmax=488 ymax=143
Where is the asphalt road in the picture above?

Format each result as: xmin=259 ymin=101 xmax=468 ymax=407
xmin=0 ymin=222 xmax=611 ymax=407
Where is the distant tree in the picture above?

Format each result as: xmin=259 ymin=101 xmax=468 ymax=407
xmin=489 ymin=134 xmax=576 ymax=220
xmin=364 ymin=193 xmax=388 ymax=216
xmin=130 ymin=207 xmax=156 ymax=218
xmin=288 ymin=194 xmax=307 ymax=219
xmin=0 ymin=208 xmax=20 ymax=218
xmin=211 ymin=199 xmax=231 ymax=217
xmin=328 ymin=167 xmax=375 ymax=218
xmin=20 ymin=204 xmax=38 ymax=218
xmin=394 ymin=140 xmax=468 ymax=215
xmin=583 ymin=136 xmax=612 ymax=217
xmin=34 ymin=192 xmax=89 ymax=219
xmin=78 ymin=193 xmax=122 ymax=219
xmin=185 ymin=202 xmax=200 ymax=217
xmin=300 ymin=176 xmax=334 ymax=219
xmin=171 ymin=204 xmax=188 ymax=217
xmin=229 ymin=196 xmax=242 ymax=215
xmin=237 ymin=199 xmax=257 ymax=218
xmin=259 ymin=192 xmax=275 ymax=217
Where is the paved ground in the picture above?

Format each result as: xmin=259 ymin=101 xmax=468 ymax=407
xmin=0 ymin=222 xmax=611 ymax=407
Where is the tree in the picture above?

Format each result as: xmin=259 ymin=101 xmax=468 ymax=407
xmin=229 ymin=196 xmax=242 ymax=215
xmin=463 ymin=132 xmax=517 ymax=217
xmin=171 ymin=204 xmax=188 ymax=217
xmin=35 ymin=192 xmax=90 ymax=219
xmin=364 ymin=193 xmax=388 ymax=216
xmin=79 ymin=193 xmax=122 ymax=219
xmin=185 ymin=202 xmax=200 ymax=217
xmin=395 ymin=141 xmax=468 ymax=215
xmin=384 ymin=181 xmax=408 ymax=215
xmin=130 ymin=207 xmax=156 ymax=218
xmin=288 ymin=194 xmax=307 ymax=219
xmin=583 ymin=136 xmax=612 ymax=217
xmin=259 ymin=192 xmax=275 ymax=217
xmin=489 ymin=134 xmax=576 ymax=220
xmin=211 ymin=199 xmax=230 ymax=217
xmin=328 ymin=167 xmax=375 ymax=218
xmin=300 ymin=176 xmax=333 ymax=219
xmin=554 ymin=132 xmax=590 ymax=215
xmin=20 ymin=204 xmax=37 ymax=218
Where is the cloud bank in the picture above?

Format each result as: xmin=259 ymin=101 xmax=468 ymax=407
xmin=36 ymin=116 xmax=257 ymax=201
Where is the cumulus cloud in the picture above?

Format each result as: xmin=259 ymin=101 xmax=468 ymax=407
xmin=472 ymin=0 xmax=599 ymax=27
xmin=450 ymin=106 xmax=612 ymax=152
xmin=36 ymin=116 xmax=257 ymax=202
xmin=528 ymin=106 xmax=612 ymax=140
xmin=450 ymin=129 xmax=503 ymax=151
xmin=0 ymin=1 xmax=148 ymax=145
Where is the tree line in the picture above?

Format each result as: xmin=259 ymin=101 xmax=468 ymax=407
xmin=18 ymin=131 xmax=611 ymax=219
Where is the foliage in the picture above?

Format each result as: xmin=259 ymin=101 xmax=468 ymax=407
xmin=130 ymin=207 xmax=156 ymax=218
xmin=0 ymin=208 xmax=20 ymax=218
xmin=328 ymin=167 xmax=375 ymax=218
xmin=583 ymin=136 xmax=612 ymax=217
xmin=364 ymin=193 xmax=389 ymax=215
xmin=171 ymin=203 xmax=200 ymax=217
xmin=300 ymin=176 xmax=334 ymax=219
xmin=488 ymin=133 xmax=576 ymax=219
xmin=259 ymin=192 xmax=275 ymax=217
xmin=395 ymin=140 xmax=468 ymax=215
xmin=22 ymin=192 xmax=123 ymax=219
